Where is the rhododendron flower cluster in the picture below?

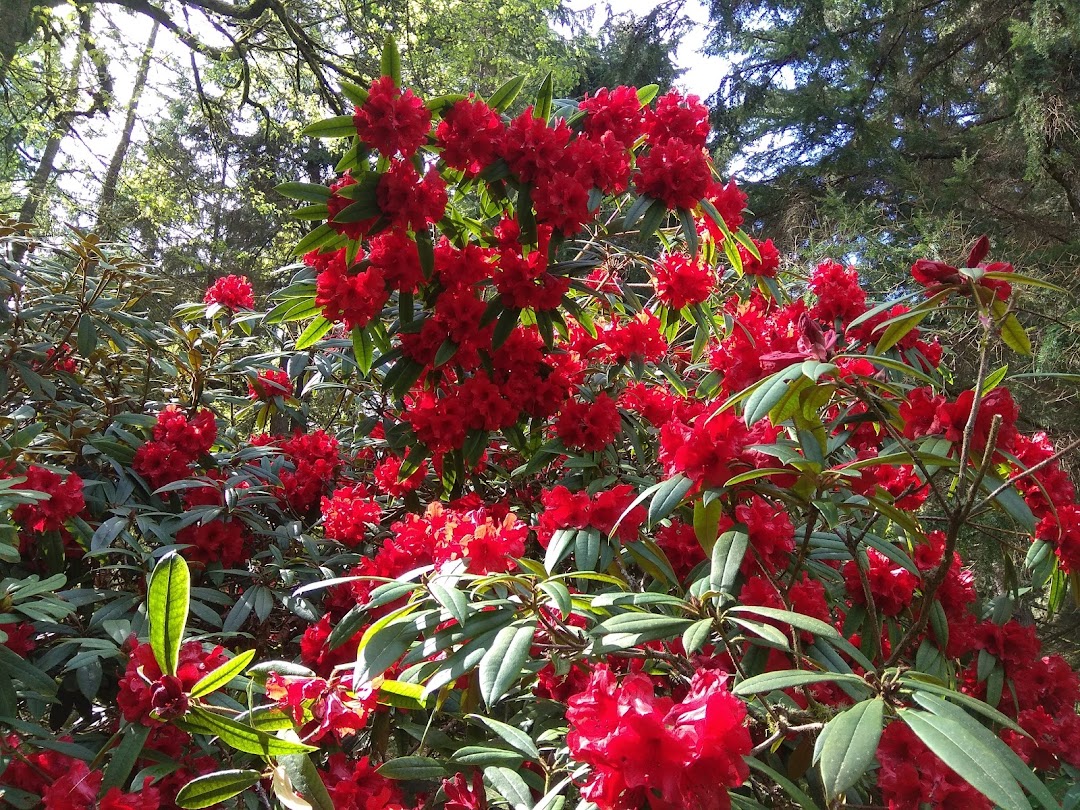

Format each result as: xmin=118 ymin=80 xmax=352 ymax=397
xmin=117 ymin=640 xmax=229 ymax=725
xmin=10 ymin=465 xmax=84 ymax=533
xmin=132 ymin=406 xmax=216 ymax=488
xmin=537 ymin=484 xmax=646 ymax=544
xmin=203 ymin=274 xmax=254 ymax=310
xmin=566 ymin=666 xmax=751 ymax=809
xmin=248 ymin=367 xmax=292 ymax=400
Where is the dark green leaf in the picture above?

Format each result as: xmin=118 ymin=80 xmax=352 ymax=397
xmin=898 ymin=709 xmax=1029 ymax=810
xmin=487 ymin=75 xmax=526 ymax=112
xmin=275 ymin=182 xmax=331 ymax=203
xmin=479 ymin=620 xmax=536 ymax=706
xmin=176 ymin=770 xmax=263 ymax=809
xmin=380 ymin=36 xmax=401 ymax=85
xmin=813 ymin=698 xmax=885 ymax=798
xmin=378 ymin=756 xmax=446 ymax=780
xmin=733 ymin=669 xmax=867 ymax=696
xmin=182 ymin=707 xmax=316 ymax=757
xmin=533 ymin=72 xmax=553 ymax=121
xmin=301 ymin=115 xmax=357 ymax=138
xmin=648 ymin=474 xmax=693 ymax=525
xmin=101 ymin=724 xmax=151 ymax=791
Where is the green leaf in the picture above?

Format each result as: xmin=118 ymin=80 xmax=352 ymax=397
xmin=813 ymin=698 xmax=885 ymax=798
xmin=340 ymin=80 xmax=368 ymax=107
xmin=710 ymin=529 xmax=749 ymax=596
xmin=354 ymin=616 xmax=420 ymax=684
xmin=380 ymin=36 xmax=402 ymax=86
xmin=378 ymin=756 xmax=446 ymax=780
xmin=428 ymin=579 xmax=469 ymax=625
xmin=909 ymin=691 xmax=1059 ymax=810
xmin=727 ymin=606 xmax=841 ymax=639
xmin=296 ymin=316 xmax=335 ymax=350
xmin=693 ymin=496 xmax=725 ymax=553
xmin=468 ymin=714 xmax=541 ymax=760
xmin=176 ymin=770 xmax=263 ymax=809
xmin=875 ymin=305 xmax=934 ymax=353
xmin=76 ymin=314 xmax=96 ymax=357
xmin=0 ymin=645 xmax=57 ymax=695
xmin=733 ymin=669 xmax=868 ymax=696
xmin=182 ymin=707 xmax=317 ymax=757
xmin=301 ymin=115 xmax=357 ymax=138
xmin=678 ymin=207 xmax=699 ymax=257
xmin=291 ymin=223 xmax=338 ymax=256
xmin=377 ymin=679 xmax=431 ymax=710
xmin=534 ymin=72 xmax=553 ymax=121
xmin=980 ymin=473 xmax=1036 ymax=531
xmin=487 ymin=75 xmax=526 ymax=112
xmin=188 ymin=649 xmax=256 ymax=699
xmin=999 ymin=312 xmax=1032 ymax=355
xmin=648 ymin=474 xmax=693 ymax=526
xmin=485 ymin=766 xmax=533 ymax=810
xmin=898 ymin=709 xmax=1029 ymax=810
xmin=275 ymin=182 xmax=331 ymax=203
xmin=148 ymin=552 xmax=190 ymax=677
xmin=980 ymin=364 xmax=1008 ymax=394
xmin=352 ymin=326 xmax=374 ymax=375
xmin=279 ymin=755 xmax=335 ymax=810
xmin=636 ymin=84 xmax=659 ymax=105
xmin=682 ymin=619 xmax=714 ymax=653
xmin=479 ymin=620 xmax=536 ymax=706
xmin=593 ymin=612 xmax=692 ymax=648
xmin=743 ymin=365 xmax=805 ymax=427
xmin=101 ymin=724 xmax=151 ymax=791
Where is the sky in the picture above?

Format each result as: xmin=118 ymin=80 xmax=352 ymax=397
xmin=564 ymin=0 xmax=724 ymax=99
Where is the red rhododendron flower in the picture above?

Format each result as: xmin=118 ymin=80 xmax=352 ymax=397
xmin=580 ymin=85 xmax=645 ymax=146
xmin=314 ymin=248 xmax=389 ymax=332
xmin=352 ymin=75 xmax=431 ymax=157
xmin=204 ymin=274 xmax=254 ymax=310
xmin=248 ymin=368 xmax=291 ymax=400
xmin=320 ymin=753 xmax=407 ymax=810
xmin=842 ymin=548 xmax=918 ymax=616
xmin=653 ymin=253 xmax=715 ymax=309
xmin=556 ymin=393 xmax=622 ymax=452
xmin=11 ymin=466 xmax=84 ymax=533
xmin=635 ymin=138 xmax=710 ymax=210
xmin=738 ymin=237 xmax=780 ymax=276
xmin=377 ymin=160 xmax=448 ymax=230
xmin=117 ymin=639 xmax=228 ymax=726
xmin=502 ymin=109 xmax=571 ymax=183
xmin=321 ymin=484 xmax=381 ymax=547
xmin=436 ymin=95 xmax=504 ymax=175
xmin=367 ymin=228 xmax=425 ymax=293
xmin=644 ymin=90 xmax=710 ymax=148
xmin=133 ymin=406 xmax=217 ymax=489
xmin=566 ymin=665 xmax=750 ymax=809
xmin=808 ymin=260 xmax=866 ymax=325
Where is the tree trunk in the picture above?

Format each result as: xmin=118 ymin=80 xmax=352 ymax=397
xmin=12 ymin=9 xmax=92 ymax=262
xmin=95 ymin=20 xmax=159 ymax=238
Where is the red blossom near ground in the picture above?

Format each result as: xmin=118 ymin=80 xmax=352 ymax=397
xmin=203 ymin=274 xmax=254 ymax=310
xmin=566 ymin=665 xmax=751 ymax=810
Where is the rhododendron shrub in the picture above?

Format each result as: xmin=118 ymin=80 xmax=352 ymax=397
xmin=3 ymin=40 xmax=1080 ymax=810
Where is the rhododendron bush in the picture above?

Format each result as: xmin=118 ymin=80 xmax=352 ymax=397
xmin=4 ymin=39 xmax=1080 ymax=810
